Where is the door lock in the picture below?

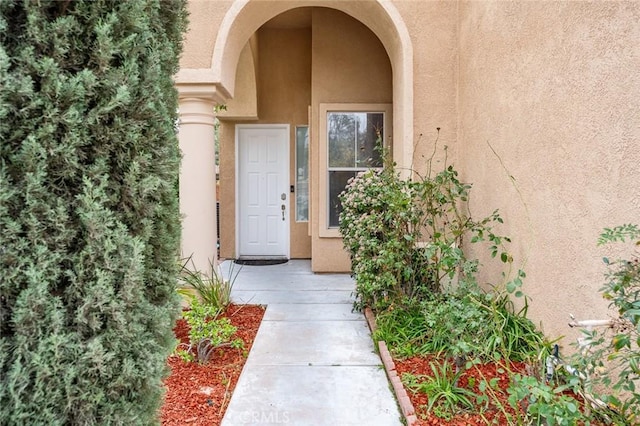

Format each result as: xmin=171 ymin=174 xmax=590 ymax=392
xmin=281 ymin=204 xmax=286 ymax=221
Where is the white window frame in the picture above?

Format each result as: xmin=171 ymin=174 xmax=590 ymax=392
xmin=318 ymin=103 xmax=392 ymax=238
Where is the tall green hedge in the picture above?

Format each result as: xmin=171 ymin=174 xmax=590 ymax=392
xmin=0 ymin=1 xmax=187 ymax=424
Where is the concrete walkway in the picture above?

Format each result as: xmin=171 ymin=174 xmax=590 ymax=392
xmin=220 ymin=260 xmax=402 ymax=426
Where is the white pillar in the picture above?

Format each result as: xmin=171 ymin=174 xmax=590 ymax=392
xmin=177 ymin=87 xmax=220 ymax=273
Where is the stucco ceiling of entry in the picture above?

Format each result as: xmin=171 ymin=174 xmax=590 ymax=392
xmin=262 ymin=7 xmax=312 ymax=29
xmin=213 ymin=0 xmax=408 ymax=98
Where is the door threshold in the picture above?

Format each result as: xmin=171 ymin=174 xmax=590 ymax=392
xmin=234 ymin=257 xmax=289 ymax=266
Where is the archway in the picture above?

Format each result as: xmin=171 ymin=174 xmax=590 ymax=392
xmin=176 ymin=0 xmax=414 ymax=271
xmin=212 ymin=0 xmax=413 ymax=171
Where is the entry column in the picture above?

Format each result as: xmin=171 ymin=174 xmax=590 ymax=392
xmin=176 ymin=85 xmax=222 ymax=272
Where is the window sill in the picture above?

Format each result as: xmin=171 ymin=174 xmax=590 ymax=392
xmin=319 ymin=227 xmax=342 ymax=238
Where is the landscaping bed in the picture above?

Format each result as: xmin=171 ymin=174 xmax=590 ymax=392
xmin=391 ymin=354 xmax=610 ymax=426
xmin=161 ymin=304 xmax=265 ymax=426
xmin=369 ymin=298 xmax=615 ymax=425
xmin=339 ymin=163 xmax=639 ymax=424
xmin=369 ymin=309 xmax=608 ymax=425
xmin=395 ymin=356 xmax=529 ymax=425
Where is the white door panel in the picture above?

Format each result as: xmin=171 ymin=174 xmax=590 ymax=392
xmin=237 ymin=126 xmax=289 ymax=258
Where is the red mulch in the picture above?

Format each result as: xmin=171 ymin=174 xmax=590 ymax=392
xmin=161 ymin=304 xmax=265 ymax=426
xmin=395 ymin=356 xmax=607 ymax=426
xmin=161 ymin=305 xmax=605 ymax=425
xmin=395 ymin=355 xmax=530 ymax=425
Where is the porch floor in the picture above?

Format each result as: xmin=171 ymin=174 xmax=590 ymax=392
xmin=220 ymin=259 xmax=402 ymax=425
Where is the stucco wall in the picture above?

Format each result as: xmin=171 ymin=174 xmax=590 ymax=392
xmin=310 ymin=7 xmax=392 ymax=272
xmin=457 ymin=1 xmax=640 ymax=340
xmin=178 ymin=0 xmax=639 ymax=340
xmin=394 ymin=0 xmax=459 ymax=170
xmin=218 ymin=26 xmax=313 ymax=259
xmin=216 ymin=40 xmax=258 ymax=120
xmin=181 ymin=0 xmax=230 ymax=69
xmin=218 ymin=121 xmax=236 ymax=259
xmin=258 ymin=27 xmax=313 ymax=259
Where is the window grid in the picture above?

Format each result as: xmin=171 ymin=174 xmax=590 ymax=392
xmin=326 ymin=111 xmax=384 ymax=228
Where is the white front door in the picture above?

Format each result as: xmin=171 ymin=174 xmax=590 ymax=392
xmin=236 ymin=125 xmax=290 ymax=258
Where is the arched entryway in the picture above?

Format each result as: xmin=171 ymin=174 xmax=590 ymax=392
xmin=210 ymin=0 xmax=413 ymax=169
xmin=176 ymin=0 xmax=413 ymax=272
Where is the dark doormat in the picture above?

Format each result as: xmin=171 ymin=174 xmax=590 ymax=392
xmin=234 ymin=259 xmax=289 ymax=266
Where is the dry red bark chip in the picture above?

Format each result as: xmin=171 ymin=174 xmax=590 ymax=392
xmin=394 ymin=355 xmax=607 ymax=426
xmin=163 ymin=305 xmax=605 ymax=425
xmin=161 ymin=304 xmax=265 ymax=426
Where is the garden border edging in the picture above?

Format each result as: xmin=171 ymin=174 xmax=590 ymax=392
xmin=364 ymin=307 xmax=418 ymax=426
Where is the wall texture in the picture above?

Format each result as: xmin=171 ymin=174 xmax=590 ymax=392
xmin=310 ymin=7 xmax=392 ymax=272
xmin=181 ymin=0 xmax=230 ymax=68
xmin=178 ymin=0 xmax=640 ymax=340
xmin=457 ymin=1 xmax=640 ymax=339
xmin=394 ymin=0 xmax=459 ymax=169
xmin=218 ymin=26 xmax=313 ymax=259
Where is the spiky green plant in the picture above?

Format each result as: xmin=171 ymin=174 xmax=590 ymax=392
xmin=403 ymin=361 xmax=477 ymax=420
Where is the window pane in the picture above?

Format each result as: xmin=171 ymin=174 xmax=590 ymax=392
xmin=328 ymin=171 xmax=357 ymax=228
xmin=328 ymin=113 xmax=356 ymax=167
xmin=295 ymin=126 xmax=309 ymax=222
xmin=356 ymin=113 xmax=383 ymax=167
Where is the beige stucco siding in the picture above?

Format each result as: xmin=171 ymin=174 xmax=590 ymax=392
xmin=394 ymin=0 xmax=459 ymax=168
xmin=177 ymin=0 xmax=640 ymax=341
xmin=310 ymin=7 xmax=392 ymax=272
xmin=218 ymin=122 xmax=236 ymax=259
xmin=258 ymin=27 xmax=313 ymax=259
xmin=180 ymin=0 xmax=230 ymax=69
xmin=457 ymin=1 xmax=640 ymax=339
xmin=219 ymin=26 xmax=313 ymax=259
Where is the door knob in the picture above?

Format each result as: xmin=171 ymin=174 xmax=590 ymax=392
xmin=281 ymin=204 xmax=286 ymax=221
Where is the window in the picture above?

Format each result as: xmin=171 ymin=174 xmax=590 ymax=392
xmin=319 ymin=104 xmax=391 ymax=237
xmin=295 ymin=126 xmax=309 ymax=222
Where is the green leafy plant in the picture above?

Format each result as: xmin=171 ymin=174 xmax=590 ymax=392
xmin=375 ymin=292 xmax=491 ymax=359
xmin=568 ymin=224 xmax=640 ymax=423
xmin=180 ymin=300 xmax=244 ymax=364
xmin=178 ymin=257 xmax=241 ymax=311
xmin=174 ymin=348 xmax=195 ymax=363
xmin=478 ymin=290 xmax=547 ymax=363
xmin=403 ymin=361 xmax=477 ymax=420
xmin=339 ymin=146 xmax=515 ymax=312
xmin=339 ymin=166 xmax=426 ymax=310
xmin=373 ymin=299 xmax=431 ymax=358
xmin=472 ymin=364 xmax=509 ymax=416
xmin=374 ymin=285 xmax=546 ymax=363
xmin=507 ymin=374 xmax=590 ymax=426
